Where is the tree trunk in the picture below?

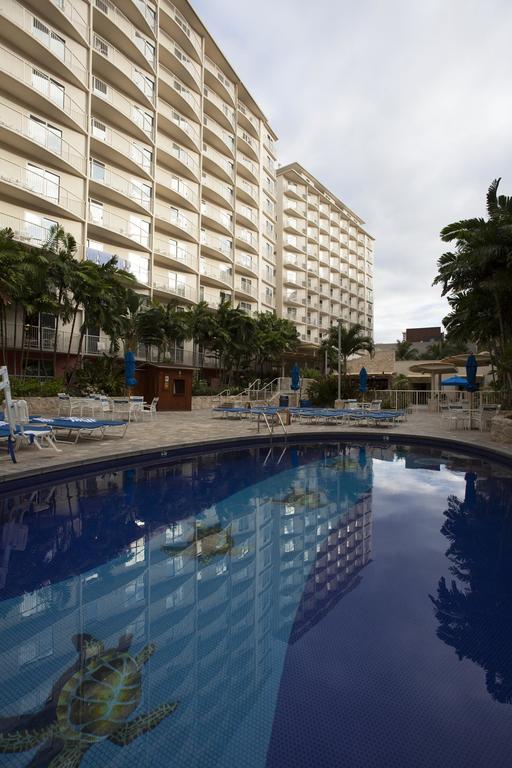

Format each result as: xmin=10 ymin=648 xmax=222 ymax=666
xmin=66 ymin=306 xmax=79 ymax=370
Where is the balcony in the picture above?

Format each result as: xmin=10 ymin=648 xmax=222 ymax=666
xmin=93 ymin=34 xmax=155 ymax=108
xmin=283 ymin=253 xmax=306 ymax=271
xmin=202 ymin=144 xmax=234 ymax=185
xmin=159 ymin=0 xmax=202 ymax=63
xmin=236 ymin=177 xmax=258 ymax=207
xmin=200 ymin=261 xmax=232 ymax=289
xmin=23 ymin=0 xmax=88 ymax=43
xmin=0 ymin=101 xmax=86 ymax=176
xmin=284 ymin=291 xmax=305 ymax=307
xmin=1 ymin=1 xmax=88 ymax=88
xmin=0 ymin=45 xmax=86 ymax=132
xmin=89 ymin=161 xmax=151 ymax=214
xmin=152 ymin=270 xmax=196 ymax=303
xmin=92 ymin=78 xmax=154 ymax=143
xmin=237 ymin=153 xmax=259 ymax=185
xmin=283 ymin=273 xmax=305 ymax=289
xmin=202 ymin=172 xmax=234 ymax=210
xmin=0 ymin=211 xmax=66 ymax=251
xmin=200 ymin=229 xmax=233 ymax=263
xmin=0 ymin=156 xmax=84 ymax=220
xmin=153 ymin=236 xmax=197 ymax=273
xmin=283 ymin=238 xmax=305 ymax=255
xmin=235 ymin=202 xmax=257 ymax=231
xmin=235 ymin=227 xmax=258 ymax=254
xmin=203 ymin=86 xmax=235 ymax=131
xmin=200 ymin=288 xmax=230 ymax=309
xmin=237 ymin=101 xmax=259 ymax=140
xmin=159 ymin=64 xmax=201 ymax=121
xmin=90 ymin=119 xmax=153 ymax=180
xmin=159 ymin=29 xmax=201 ymax=89
xmin=157 ymin=134 xmax=200 ymax=182
xmin=154 ymin=201 xmax=198 ymax=242
xmin=204 ymin=56 xmax=235 ymax=106
xmin=203 ymin=115 xmax=235 ymax=158
xmin=235 ymin=279 xmax=257 ymax=300
xmin=93 ymin=0 xmax=156 ymax=72
xmin=155 ymin=166 xmax=198 ymax=212
xmin=128 ymin=0 xmax=157 ymax=37
xmin=87 ymin=247 xmax=149 ymax=286
xmin=88 ymin=203 xmax=151 ymax=251
xmin=237 ymin=127 xmax=259 ymax=162
xmin=201 ymin=201 xmax=233 ymax=237
xmin=235 ymin=251 xmax=258 ymax=277
xmin=157 ymin=99 xmax=200 ymax=152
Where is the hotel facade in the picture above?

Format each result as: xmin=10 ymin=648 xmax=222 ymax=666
xmin=0 ymin=0 xmax=373 ymax=376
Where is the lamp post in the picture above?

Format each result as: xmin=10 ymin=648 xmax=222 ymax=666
xmin=337 ymin=318 xmax=342 ymax=401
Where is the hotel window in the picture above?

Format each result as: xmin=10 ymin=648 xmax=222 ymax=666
xmin=240 ymin=277 xmax=252 ymax=293
xmin=133 ymin=68 xmax=154 ymax=100
xmin=33 ymin=18 xmax=65 ymax=60
xmin=130 ymin=216 xmax=150 ymax=247
xmin=24 ymin=212 xmax=58 ymax=244
xmin=239 ymin=301 xmax=251 ymax=314
xmin=131 ymin=179 xmax=152 ymax=207
xmin=131 ymin=143 xmax=152 ymax=172
xmin=89 ymin=199 xmax=104 ymax=225
xmin=91 ymin=118 xmax=106 ymax=141
xmin=265 ymin=287 xmax=274 ymax=303
xmin=90 ymin=159 xmax=106 ymax=182
xmin=134 ymin=32 xmax=155 ymax=66
xmin=132 ymin=106 xmax=154 ymax=136
xmin=28 ymin=116 xmax=62 ymax=154
xmin=92 ymin=76 xmax=108 ymax=97
xmin=32 ymin=69 xmax=64 ymax=108
xmin=27 ymin=163 xmax=59 ymax=201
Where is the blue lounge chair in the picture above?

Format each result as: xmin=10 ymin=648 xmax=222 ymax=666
xmin=30 ymin=416 xmax=128 ymax=443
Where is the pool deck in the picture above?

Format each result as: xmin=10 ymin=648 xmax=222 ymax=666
xmin=1 ymin=409 xmax=511 ymax=484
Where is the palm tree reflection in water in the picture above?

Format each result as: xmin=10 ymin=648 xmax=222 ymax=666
xmin=430 ymin=470 xmax=512 ymax=704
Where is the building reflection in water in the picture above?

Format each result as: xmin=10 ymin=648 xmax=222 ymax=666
xmin=0 ymin=443 xmax=373 ymax=767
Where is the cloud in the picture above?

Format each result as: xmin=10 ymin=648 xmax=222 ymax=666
xmin=192 ymin=0 xmax=512 ymax=341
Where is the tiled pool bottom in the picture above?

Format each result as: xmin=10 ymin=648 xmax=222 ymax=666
xmin=0 ymin=442 xmax=511 ymax=768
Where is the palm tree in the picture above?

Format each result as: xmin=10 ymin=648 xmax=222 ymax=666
xmin=395 ymin=339 xmax=419 ymax=360
xmin=254 ymin=312 xmax=299 ymax=376
xmin=321 ymin=322 xmax=374 ymax=395
xmin=43 ymin=225 xmax=77 ymax=370
xmin=434 ymin=178 xmax=512 ymax=389
xmin=187 ymin=301 xmax=221 ymax=374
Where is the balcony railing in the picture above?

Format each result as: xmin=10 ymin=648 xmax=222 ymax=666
xmin=2 ymin=0 xmax=88 ymax=84
xmin=203 ymin=115 xmax=235 ymax=155
xmin=160 ymin=29 xmax=201 ymax=85
xmin=160 ymin=0 xmax=202 ymax=59
xmin=237 ymin=101 xmax=260 ymax=134
xmin=92 ymin=77 xmax=154 ymax=140
xmin=159 ymin=64 xmax=201 ymax=116
xmin=49 ymin=0 xmax=88 ymax=40
xmin=202 ymin=143 xmax=234 ymax=180
xmin=156 ymin=166 xmax=198 ymax=208
xmin=94 ymin=0 xmax=155 ymax=69
xmin=0 ymin=101 xmax=86 ymax=173
xmin=201 ymin=172 xmax=234 ymax=208
xmin=90 ymin=162 xmax=152 ymax=211
xmin=200 ymin=262 xmax=232 ymax=285
xmin=158 ymin=99 xmax=200 ymax=148
xmin=204 ymin=56 xmax=235 ymax=99
xmin=88 ymin=203 xmax=151 ymax=248
xmin=90 ymin=119 xmax=153 ymax=176
xmin=200 ymin=230 xmax=233 ymax=258
xmin=0 ymin=211 xmax=65 ymax=250
xmin=0 ymin=45 xmax=86 ymax=129
xmin=93 ymin=34 xmax=155 ymax=103
xmin=153 ymin=237 xmax=197 ymax=270
xmin=158 ymin=135 xmax=200 ymax=177
xmin=154 ymin=201 xmax=198 ymax=239
xmin=201 ymin=202 xmax=232 ymax=232
xmin=203 ymin=85 xmax=236 ymax=127
xmin=152 ymin=272 xmax=195 ymax=301
xmin=0 ymin=156 xmax=84 ymax=218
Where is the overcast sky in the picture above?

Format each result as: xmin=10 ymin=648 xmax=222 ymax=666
xmin=192 ymin=0 xmax=512 ymax=341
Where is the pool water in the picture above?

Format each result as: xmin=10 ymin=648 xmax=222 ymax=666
xmin=0 ymin=441 xmax=511 ymax=768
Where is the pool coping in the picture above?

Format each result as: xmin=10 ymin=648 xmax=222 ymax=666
xmin=1 ymin=429 xmax=511 ymax=495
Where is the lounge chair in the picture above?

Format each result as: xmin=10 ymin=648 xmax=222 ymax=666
xmin=142 ymin=397 xmax=159 ymax=420
xmin=30 ymin=416 xmax=128 ymax=443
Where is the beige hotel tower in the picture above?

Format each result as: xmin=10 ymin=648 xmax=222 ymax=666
xmin=0 ymin=0 xmax=373 ymax=368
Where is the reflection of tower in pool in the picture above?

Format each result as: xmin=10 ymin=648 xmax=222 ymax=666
xmin=0 ymin=444 xmax=374 ymax=767
xmin=272 ymin=446 xmax=373 ymax=643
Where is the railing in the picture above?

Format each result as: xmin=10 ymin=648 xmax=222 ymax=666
xmin=0 ymin=101 xmax=86 ymax=173
xmin=159 ymin=65 xmax=200 ymax=115
xmin=200 ymin=262 xmax=232 ymax=284
xmin=2 ymin=0 xmax=88 ymax=84
xmin=152 ymin=273 xmax=195 ymax=300
xmin=200 ymin=230 xmax=233 ymax=258
xmin=88 ymin=203 xmax=150 ymax=248
xmin=154 ymin=201 xmax=198 ymax=238
xmin=0 ymin=45 xmax=86 ymax=129
xmin=158 ymin=99 xmax=200 ymax=146
xmin=201 ymin=172 xmax=234 ymax=207
xmin=236 ymin=177 xmax=258 ymax=202
xmin=203 ymin=114 xmax=235 ymax=154
xmin=90 ymin=162 xmax=152 ymax=210
xmin=370 ymin=389 xmax=507 ymax=412
xmin=237 ymin=101 xmax=259 ymax=133
xmin=153 ymin=237 xmax=197 ymax=270
xmin=92 ymin=77 xmax=154 ymax=139
xmin=203 ymin=85 xmax=236 ymax=126
xmin=0 ymin=155 xmax=85 ymax=218
xmin=158 ymin=134 xmax=199 ymax=176
xmin=156 ymin=166 xmax=198 ymax=208
xmin=93 ymin=34 xmax=155 ymax=102
xmin=132 ymin=0 xmax=156 ymax=32
xmin=160 ymin=0 xmax=202 ymax=59
xmin=202 ymin=143 xmax=234 ymax=179
xmin=50 ymin=0 xmax=88 ymax=39
xmin=159 ymin=29 xmax=201 ymax=85
xmin=204 ymin=56 xmax=235 ymax=99
xmin=91 ymin=119 xmax=153 ymax=176
xmin=0 ymin=212 xmax=58 ymax=249
xmin=94 ymin=0 xmax=156 ymax=68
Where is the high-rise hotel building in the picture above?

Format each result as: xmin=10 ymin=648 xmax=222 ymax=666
xmin=276 ymin=163 xmax=374 ymax=348
xmin=0 ymin=0 xmax=278 ymax=356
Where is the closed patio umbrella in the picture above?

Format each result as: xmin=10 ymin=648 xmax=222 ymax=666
xmin=290 ymin=363 xmax=301 ymax=391
xmin=124 ymin=351 xmax=137 ymax=390
xmin=466 ymin=354 xmax=478 ymax=391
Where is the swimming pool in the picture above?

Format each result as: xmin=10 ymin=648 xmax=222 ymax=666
xmin=0 ymin=440 xmax=511 ymax=768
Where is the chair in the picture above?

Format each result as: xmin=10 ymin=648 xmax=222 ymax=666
xmin=8 ymin=400 xmax=61 ymax=452
xmin=370 ymin=400 xmax=382 ymax=411
xmin=471 ymin=404 xmax=501 ymax=432
xmin=142 ymin=397 xmax=159 ymax=420
xmin=129 ymin=395 xmax=144 ymax=422
xmin=31 ymin=416 xmax=128 ymax=442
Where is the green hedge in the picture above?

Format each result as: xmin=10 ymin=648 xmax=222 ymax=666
xmin=9 ymin=378 xmax=64 ymax=397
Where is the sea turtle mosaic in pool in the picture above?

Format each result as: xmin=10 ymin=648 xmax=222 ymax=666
xmin=0 ymin=442 xmax=511 ymax=767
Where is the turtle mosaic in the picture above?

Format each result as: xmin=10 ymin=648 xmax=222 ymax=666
xmin=0 ymin=633 xmax=178 ymax=767
xmin=162 ymin=521 xmax=236 ymax=566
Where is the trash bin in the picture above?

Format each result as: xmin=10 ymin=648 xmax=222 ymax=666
xmin=279 ymin=395 xmax=289 ymax=407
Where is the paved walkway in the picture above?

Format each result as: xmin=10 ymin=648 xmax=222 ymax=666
xmin=1 ymin=409 xmax=511 ymax=484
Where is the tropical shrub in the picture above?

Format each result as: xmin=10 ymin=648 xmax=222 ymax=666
xmin=71 ymin=356 xmax=125 ymax=396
